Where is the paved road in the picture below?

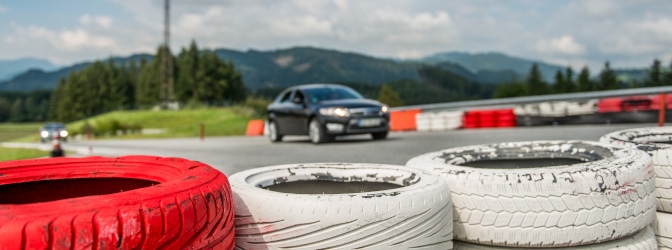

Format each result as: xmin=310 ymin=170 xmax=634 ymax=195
xmin=4 ymin=123 xmax=659 ymax=176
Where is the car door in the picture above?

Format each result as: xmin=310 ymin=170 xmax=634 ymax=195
xmin=288 ymin=90 xmax=311 ymax=135
xmin=270 ymin=90 xmax=294 ymax=135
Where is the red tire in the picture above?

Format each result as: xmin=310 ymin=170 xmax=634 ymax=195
xmin=0 ymin=156 xmax=234 ymax=250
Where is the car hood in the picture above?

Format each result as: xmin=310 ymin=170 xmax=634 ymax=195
xmin=315 ymin=99 xmax=383 ymax=108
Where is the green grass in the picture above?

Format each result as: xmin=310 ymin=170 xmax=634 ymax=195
xmin=0 ymin=123 xmax=42 ymax=142
xmin=0 ymin=147 xmax=49 ymax=161
xmin=7 ymin=107 xmax=257 ymax=142
xmin=0 ymin=107 xmax=257 ymax=161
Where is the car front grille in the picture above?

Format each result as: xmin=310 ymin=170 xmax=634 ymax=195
xmin=349 ymin=107 xmax=383 ymax=117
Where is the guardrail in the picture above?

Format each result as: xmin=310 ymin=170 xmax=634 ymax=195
xmin=391 ymin=86 xmax=672 ymax=112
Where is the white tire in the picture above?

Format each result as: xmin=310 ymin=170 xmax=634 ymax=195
xmin=406 ymin=140 xmax=655 ymax=247
xmin=230 ymin=163 xmax=454 ymax=249
xmin=600 ymin=127 xmax=672 ymax=212
xmin=655 ymin=212 xmax=672 ymax=249
xmin=452 ymin=226 xmax=656 ymax=250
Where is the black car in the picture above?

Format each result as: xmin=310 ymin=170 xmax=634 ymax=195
xmin=267 ymin=84 xmax=390 ymax=144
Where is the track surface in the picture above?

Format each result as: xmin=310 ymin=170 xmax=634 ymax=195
xmin=5 ymin=123 xmax=661 ymax=175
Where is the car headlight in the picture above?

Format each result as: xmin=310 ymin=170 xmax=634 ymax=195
xmin=40 ymin=131 xmax=49 ymax=138
xmin=319 ymin=107 xmax=350 ymax=117
xmin=60 ymin=130 xmax=69 ymax=137
xmin=381 ymin=105 xmax=389 ymax=113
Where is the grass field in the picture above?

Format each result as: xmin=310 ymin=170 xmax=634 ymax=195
xmin=9 ymin=107 xmax=256 ymax=143
xmin=0 ymin=147 xmax=48 ymax=161
xmin=0 ymin=107 xmax=256 ymax=161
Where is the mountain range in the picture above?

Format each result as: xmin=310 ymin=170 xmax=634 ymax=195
xmin=0 ymin=58 xmax=59 ymax=81
xmin=0 ymin=47 xmax=649 ymax=93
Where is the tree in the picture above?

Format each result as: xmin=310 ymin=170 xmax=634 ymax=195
xmin=665 ymin=60 xmax=672 ymax=86
xmin=378 ymin=84 xmax=403 ymax=107
xmin=599 ymin=61 xmax=618 ymax=90
xmin=552 ymin=70 xmax=565 ymax=94
xmin=646 ymin=59 xmax=662 ymax=87
xmin=577 ymin=66 xmax=594 ymax=92
xmin=176 ymin=40 xmax=201 ymax=103
xmin=526 ymin=63 xmax=548 ymax=95
xmin=493 ymin=81 xmax=527 ymax=98
xmin=565 ymin=67 xmax=576 ymax=92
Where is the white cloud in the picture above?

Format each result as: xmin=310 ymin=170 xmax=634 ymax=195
xmin=80 ymin=15 xmax=113 ymax=28
xmin=0 ymin=5 xmax=7 ymax=12
xmin=536 ymin=36 xmax=586 ymax=56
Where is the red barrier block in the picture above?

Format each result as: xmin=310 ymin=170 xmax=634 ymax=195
xmin=390 ymin=111 xmax=405 ymax=131
xmin=245 ymin=120 xmax=265 ymax=136
xmin=597 ymin=98 xmax=623 ymax=113
xmin=622 ymin=96 xmax=652 ymax=112
xmin=651 ymin=94 xmax=672 ymax=110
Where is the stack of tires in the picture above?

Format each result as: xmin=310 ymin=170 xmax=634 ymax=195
xmin=600 ymin=127 xmax=672 ymax=249
xmin=416 ymin=111 xmax=464 ymax=132
xmin=406 ymin=140 xmax=657 ymax=249
xmin=0 ymin=156 xmax=235 ymax=249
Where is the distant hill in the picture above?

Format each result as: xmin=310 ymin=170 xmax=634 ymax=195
xmin=0 ymin=54 xmax=152 ymax=92
xmin=0 ymin=47 xmax=652 ymax=93
xmin=215 ymin=47 xmax=422 ymax=89
xmin=0 ymin=58 xmax=59 ymax=81
xmin=421 ymin=52 xmax=564 ymax=82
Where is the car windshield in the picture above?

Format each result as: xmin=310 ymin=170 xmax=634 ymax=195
xmin=44 ymin=123 xmax=65 ymax=129
xmin=304 ymin=86 xmax=363 ymax=103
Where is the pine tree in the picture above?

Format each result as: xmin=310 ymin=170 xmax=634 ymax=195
xmin=577 ymin=66 xmax=593 ymax=92
xmin=526 ymin=63 xmax=548 ymax=95
xmin=646 ymin=59 xmax=662 ymax=87
xmin=599 ymin=61 xmax=618 ymax=90
xmin=378 ymin=84 xmax=403 ymax=107
xmin=565 ymin=67 xmax=576 ymax=92
xmin=665 ymin=60 xmax=672 ymax=86
xmin=552 ymin=70 xmax=565 ymax=94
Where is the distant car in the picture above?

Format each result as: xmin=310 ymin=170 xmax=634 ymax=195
xmin=39 ymin=122 xmax=68 ymax=143
xmin=267 ymin=84 xmax=390 ymax=144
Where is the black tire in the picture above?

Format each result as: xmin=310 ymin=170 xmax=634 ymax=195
xmin=268 ymin=120 xmax=283 ymax=142
xmin=372 ymin=131 xmax=388 ymax=140
xmin=309 ymin=118 xmax=329 ymax=144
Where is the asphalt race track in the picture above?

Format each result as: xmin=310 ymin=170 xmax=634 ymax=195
xmin=6 ymin=123 xmax=663 ymax=176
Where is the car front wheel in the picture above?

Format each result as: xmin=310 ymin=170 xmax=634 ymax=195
xmin=372 ymin=131 xmax=388 ymax=140
xmin=309 ymin=119 xmax=329 ymax=144
xmin=269 ymin=120 xmax=283 ymax=142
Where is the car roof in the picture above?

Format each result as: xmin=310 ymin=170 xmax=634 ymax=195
xmin=44 ymin=122 xmax=65 ymax=127
xmin=290 ymin=83 xmax=350 ymax=91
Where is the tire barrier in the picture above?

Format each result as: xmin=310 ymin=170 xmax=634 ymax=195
xmin=390 ymin=109 xmax=421 ymax=131
xmin=452 ymin=226 xmax=657 ymax=250
xmin=406 ymin=140 xmax=656 ymax=247
xmin=245 ymin=119 xmax=265 ymax=136
xmin=652 ymin=94 xmax=672 ymax=110
xmin=462 ymin=109 xmax=516 ymax=129
xmin=598 ymin=97 xmax=625 ymax=113
xmin=416 ymin=111 xmax=463 ymax=132
xmin=600 ymin=126 xmax=672 ymax=212
xmin=655 ymin=212 xmax=672 ymax=249
xmin=515 ymin=100 xmax=598 ymax=118
xmin=0 ymin=156 xmax=235 ymax=249
xmin=229 ymin=163 xmax=454 ymax=249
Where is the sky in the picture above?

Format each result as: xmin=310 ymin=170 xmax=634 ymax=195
xmin=1 ymin=0 xmax=671 ymax=71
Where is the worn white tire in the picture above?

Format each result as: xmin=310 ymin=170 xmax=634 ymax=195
xmin=230 ymin=163 xmax=454 ymax=250
xmin=406 ymin=140 xmax=655 ymax=247
xmin=654 ymin=212 xmax=672 ymax=249
xmin=600 ymin=126 xmax=672 ymax=212
xmin=452 ymin=226 xmax=656 ymax=250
